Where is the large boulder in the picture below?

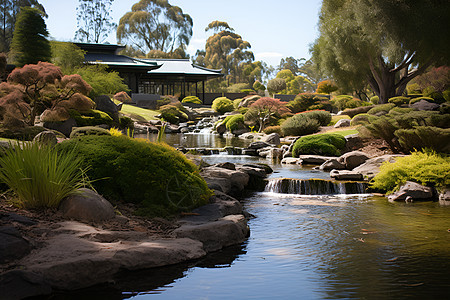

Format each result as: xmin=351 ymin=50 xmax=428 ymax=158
xmin=201 ymin=167 xmax=249 ymax=196
xmin=439 ymin=189 xmax=450 ymax=205
xmin=337 ymin=151 xmax=370 ymax=170
xmin=0 ymin=270 xmax=52 ymax=299
xmin=351 ymin=154 xmax=404 ymax=180
xmin=261 ymin=133 xmax=281 ymax=146
xmin=320 ymin=158 xmax=345 ymax=171
xmin=33 ymin=131 xmax=57 ymax=147
xmin=388 ymin=181 xmax=435 ymax=202
xmin=174 ymin=215 xmax=249 ymax=252
xmin=410 ymin=99 xmax=440 ymax=111
xmin=59 ymin=188 xmax=115 ymax=222
xmin=94 ymin=95 xmax=120 ymax=122
xmin=43 ymin=118 xmax=77 ymax=137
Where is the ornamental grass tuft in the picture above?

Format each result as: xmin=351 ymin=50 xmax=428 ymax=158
xmin=0 ymin=142 xmax=87 ymax=208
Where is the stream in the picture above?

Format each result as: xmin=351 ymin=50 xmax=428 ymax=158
xmin=61 ymin=133 xmax=450 ymax=299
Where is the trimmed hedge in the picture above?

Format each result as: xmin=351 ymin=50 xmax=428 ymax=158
xmin=69 ymin=126 xmax=111 ymax=138
xmin=70 ymin=109 xmax=114 ymax=127
xmin=281 ymin=114 xmax=320 ymax=136
xmin=212 ymin=97 xmax=234 ymax=114
xmin=388 ymin=96 xmax=410 ymax=106
xmin=367 ymin=103 xmax=396 ymax=115
xmin=292 ymin=133 xmax=346 ymax=157
xmin=56 ymin=135 xmax=212 ymax=216
xmin=181 ymin=96 xmax=202 ymax=104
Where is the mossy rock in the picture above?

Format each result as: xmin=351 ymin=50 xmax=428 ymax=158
xmin=0 ymin=126 xmax=48 ymax=141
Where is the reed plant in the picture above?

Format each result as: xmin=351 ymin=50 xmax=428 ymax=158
xmin=0 ymin=142 xmax=87 ymax=208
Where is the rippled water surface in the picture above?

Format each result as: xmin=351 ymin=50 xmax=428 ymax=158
xmin=58 ymin=133 xmax=450 ymax=299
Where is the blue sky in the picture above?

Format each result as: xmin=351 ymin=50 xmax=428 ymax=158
xmin=39 ymin=0 xmax=322 ymax=67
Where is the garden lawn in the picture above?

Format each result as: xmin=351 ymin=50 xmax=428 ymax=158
xmin=120 ymin=104 xmax=160 ymax=121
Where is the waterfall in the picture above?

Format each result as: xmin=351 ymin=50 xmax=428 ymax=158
xmin=265 ymin=178 xmax=366 ymax=195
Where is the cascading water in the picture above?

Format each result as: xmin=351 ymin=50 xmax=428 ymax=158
xmin=265 ymin=178 xmax=366 ymax=195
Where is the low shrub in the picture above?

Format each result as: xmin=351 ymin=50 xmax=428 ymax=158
xmin=395 ymin=126 xmax=450 ymax=153
xmin=350 ymin=113 xmax=370 ymax=126
xmin=69 ymin=126 xmax=111 ymax=138
xmin=370 ymin=95 xmax=379 ymax=104
xmin=0 ymin=142 xmax=87 ymax=208
xmin=281 ymin=114 xmax=320 ymax=136
xmin=159 ymin=104 xmax=188 ymax=124
xmin=224 ymin=114 xmax=245 ymax=132
xmin=292 ymin=133 xmax=346 ymax=157
xmin=0 ymin=126 xmax=47 ymax=141
xmin=181 ymin=96 xmax=202 ymax=104
xmin=367 ymin=103 xmax=396 ymax=115
xmin=263 ymin=125 xmax=282 ymax=135
xmin=341 ymin=105 xmax=374 ymax=118
xmin=70 ymin=109 xmax=114 ymax=127
xmin=388 ymin=96 xmax=410 ymax=106
xmin=56 ymin=135 xmax=212 ymax=216
xmin=409 ymin=97 xmax=435 ymax=105
xmin=212 ymin=97 xmax=234 ymax=114
xmin=370 ymin=150 xmax=450 ymax=193
xmin=287 ymin=93 xmax=326 ymax=113
xmin=298 ymin=110 xmax=332 ymax=126
xmin=388 ymin=107 xmax=414 ymax=115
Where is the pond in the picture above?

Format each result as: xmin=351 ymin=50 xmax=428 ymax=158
xmin=59 ymin=133 xmax=450 ymax=299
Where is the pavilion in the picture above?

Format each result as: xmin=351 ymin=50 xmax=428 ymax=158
xmin=74 ymin=43 xmax=223 ymax=102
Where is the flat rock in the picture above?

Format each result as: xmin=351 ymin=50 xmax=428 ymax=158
xmin=59 ymin=188 xmax=115 ymax=223
xmin=299 ymin=155 xmax=336 ymax=165
xmin=248 ymin=141 xmax=271 ymax=150
xmin=0 ymin=226 xmax=31 ymax=263
xmin=388 ymin=181 xmax=435 ymax=202
xmin=19 ymin=221 xmax=205 ymax=290
xmin=330 ymin=170 xmax=364 ymax=181
xmin=201 ymin=167 xmax=249 ymax=195
xmin=174 ymin=214 xmax=249 ymax=252
xmin=281 ymin=157 xmax=301 ymax=164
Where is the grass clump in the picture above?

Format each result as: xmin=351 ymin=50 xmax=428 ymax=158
xmin=0 ymin=142 xmax=87 ymax=208
xmin=281 ymin=114 xmax=320 ymax=136
xmin=292 ymin=133 xmax=346 ymax=157
xmin=371 ymin=150 xmax=450 ymax=193
xmin=56 ymin=135 xmax=212 ymax=216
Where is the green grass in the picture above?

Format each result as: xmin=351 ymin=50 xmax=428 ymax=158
xmin=0 ymin=142 xmax=88 ymax=208
xmin=323 ymin=128 xmax=358 ymax=136
xmin=121 ymin=104 xmax=160 ymax=121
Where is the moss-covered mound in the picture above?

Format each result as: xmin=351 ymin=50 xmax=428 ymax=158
xmin=292 ymin=133 xmax=346 ymax=157
xmin=56 ymin=135 xmax=212 ymax=216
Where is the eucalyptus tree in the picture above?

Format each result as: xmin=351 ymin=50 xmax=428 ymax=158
xmin=117 ymin=0 xmax=193 ymax=57
xmin=0 ymin=0 xmax=45 ymax=52
xmin=312 ymin=0 xmax=450 ymax=103
xmin=74 ymin=0 xmax=116 ymax=43
xmin=203 ymin=20 xmax=254 ymax=84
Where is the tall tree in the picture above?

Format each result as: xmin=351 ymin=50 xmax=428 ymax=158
xmin=74 ymin=0 xmax=116 ymax=43
xmin=117 ymin=0 xmax=193 ymax=57
xmin=0 ymin=0 xmax=45 ymax=52
xmin=313 ymin=0 xmax=450 ymax=103
xmin=10 ymin=6 xmax=50 ymax=67
xmin=203 ymin=20 xmax=254 ymax=85
xmin=278 ymin=56 xmax=305 ymax=76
